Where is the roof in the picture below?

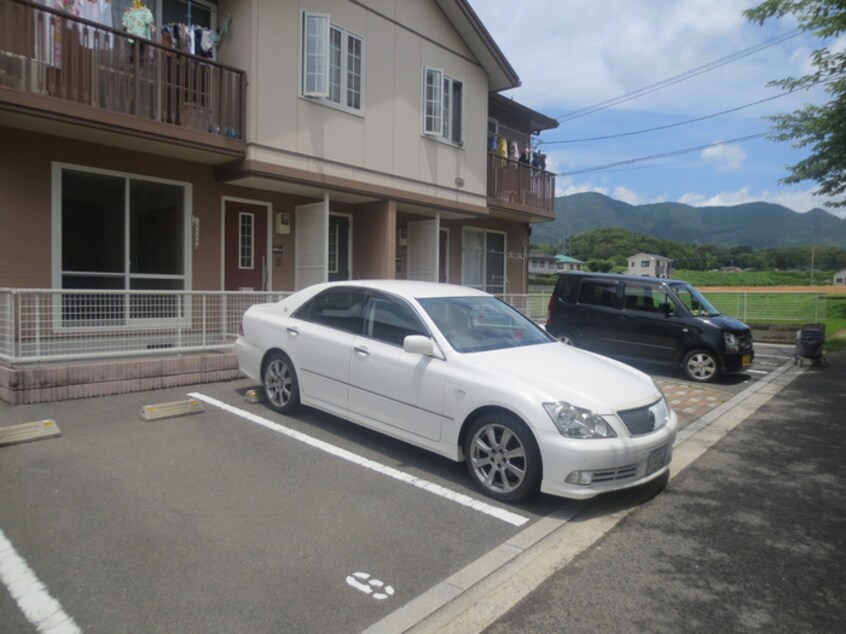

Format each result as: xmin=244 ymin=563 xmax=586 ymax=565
xmin=628 ymin=253 xmax=674 ymax=262
xmin=555 ymin=255 xmax=584 ymax=264
xmin=435 ymin=0 xmax=521 ymax=92
xmin=489 ymin=93 xmax=559 ymax=133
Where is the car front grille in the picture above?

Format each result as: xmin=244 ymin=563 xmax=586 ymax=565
xmin=592 ymin=464 xmax=638 ymax=483
xmin=618 ymin=403 xmax=661 ymax=437
xmin=738 ymin=334 xmax=754 ymax=351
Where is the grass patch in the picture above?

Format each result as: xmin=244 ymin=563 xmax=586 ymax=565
xmin=674 ymin=269 xmax=834 ymax=287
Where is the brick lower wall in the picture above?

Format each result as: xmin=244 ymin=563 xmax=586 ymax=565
xmin=0 ymin=352 xmax=242 ymax=405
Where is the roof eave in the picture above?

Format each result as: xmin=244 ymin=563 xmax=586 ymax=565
xmin=435 ymin=0 xmax=521 ymax=92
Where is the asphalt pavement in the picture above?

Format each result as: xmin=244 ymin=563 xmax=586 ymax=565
xmin=479 ymin=350 xmax=846 ymax=634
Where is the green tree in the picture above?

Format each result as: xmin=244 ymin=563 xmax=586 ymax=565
xmin=745 ymin=0 xmax=846 ymax=207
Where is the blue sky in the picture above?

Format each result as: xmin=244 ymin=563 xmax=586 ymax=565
xmin=469 ymin=0 xmax=846 ymax=220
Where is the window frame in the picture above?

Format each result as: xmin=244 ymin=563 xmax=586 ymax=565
xmin=238 ymin=212 xmax=255 ymax=270
xmin=300 ymin=10 xmax=365 ymax=114
xmin=51 ymin=162 xmax=192 ymax=331
xmin=423 ymin=66 xmax=463 ymax=145
xmin=363 ymin=292 xmax=429 ymax=347
xmin=461 ymin=227 xmax=507 ymax=294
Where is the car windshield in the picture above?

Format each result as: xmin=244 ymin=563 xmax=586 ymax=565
xmin=669 ymin=282 xmax=720 ymax=317
xmin=418 ymin=296 xmax=554 ymax=352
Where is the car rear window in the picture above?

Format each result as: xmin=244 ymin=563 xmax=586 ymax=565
xmin=293 ymin=288 xmax=366 ymax=333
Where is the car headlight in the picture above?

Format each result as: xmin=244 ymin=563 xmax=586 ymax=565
xmin=543 ymin=402 xmax=617 ymax=439
xmin=650 ymin=398 xmax=670 ymax=432
xmin=724 ymin=332 xmax=739 ymax=353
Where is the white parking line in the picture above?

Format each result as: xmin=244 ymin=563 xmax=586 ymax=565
xmin=0 ymin=529 xmax=80 ymax=634
xmin=188 ymin=392 xmax=530 ymax=527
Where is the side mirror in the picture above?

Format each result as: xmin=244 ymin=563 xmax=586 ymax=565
xmin=404 ymin=335 xmax=435 ymax=356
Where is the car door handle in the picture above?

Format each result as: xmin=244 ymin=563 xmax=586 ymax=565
xmin=354 ymin=345 xmax=369 ymax=357
xmin=286 ymin=326 xmax=299 ymax=336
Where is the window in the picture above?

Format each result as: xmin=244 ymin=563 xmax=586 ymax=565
xmin=462 ymin=228 xmax=505 ymax=294
xmin=301 ymin=11 xmax=364 ymax=112
xmin=364 ymin=295 xmax=428 ymax=347
xmin=423 ymin=66 xmax=463 ymax=144
xmin=623 ymin=284 xmax=664 ymax=313
xmin=239 ymin=213 xmax=254 ymax=269
xmin=328 ymin=222 xmax=339 ymax=274
xmin=294 ymin=288 xmax=366 ymax=333
xmin=578 ymin=281 xmax=618 ymax=308
xmin=56 ymin=165 xmax=190 ymax=326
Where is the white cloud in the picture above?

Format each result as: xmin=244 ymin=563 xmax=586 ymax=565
xmin=470 ymin=0 xmax=810 ymax=113
xmin=677 ymin=186 xmax=845 ymax=216
xmin=612 ymin=186 xmax=644 ymax=205
xmin=701 ymin=143 xmax=747 ymax=170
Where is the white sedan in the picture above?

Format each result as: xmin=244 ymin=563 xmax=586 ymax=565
xmin=236 ymin=280 xmax=677 ymax=503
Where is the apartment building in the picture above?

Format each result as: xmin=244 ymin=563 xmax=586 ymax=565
xmin=0 ymin=0 xmax=558 ymax=402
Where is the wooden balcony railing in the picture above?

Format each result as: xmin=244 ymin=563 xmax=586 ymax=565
xmin=487 ymin=153 xmax=556 ymax=214
xmin=0 ymin=0 xmax=246 ymax=141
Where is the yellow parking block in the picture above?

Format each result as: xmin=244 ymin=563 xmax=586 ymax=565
xmin=140 ymin=399 xmax=205 ymax=421
xmin=0 ymin=420 xmax=62 ymax=447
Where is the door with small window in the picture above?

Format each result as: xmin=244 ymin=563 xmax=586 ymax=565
xmin=224 ymin=200 xmax=268 ymax=291
xmin=328 ymin=214 xmax=351 ymax=282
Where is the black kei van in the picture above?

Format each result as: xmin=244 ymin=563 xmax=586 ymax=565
xmin=546 ymin=272 xmax=754 ymax=382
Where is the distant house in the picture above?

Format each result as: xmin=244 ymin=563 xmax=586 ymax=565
xmin=834 ymin=269 xmax=846 ymax=286
xmin=528 ymin=253 xmax=584 ymax=275
xmin=628 ymin=253 xmax=673 ymax=278
xmin=555 ymin=255 xmax=585 ymax=272
xmin=528 ymin=253 xmax=558 ymax=275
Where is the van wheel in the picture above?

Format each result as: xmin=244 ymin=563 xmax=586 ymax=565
xmin=556 ymin=332 xmax=576 ymax=346
xmin=682 ymin=349 xmax=719 ymax=383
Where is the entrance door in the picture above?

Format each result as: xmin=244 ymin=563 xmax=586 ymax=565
xmin=328 ymin=214 xmax=351 ymax=282
xmin=224 ymin=200 xmax=268 ymax=291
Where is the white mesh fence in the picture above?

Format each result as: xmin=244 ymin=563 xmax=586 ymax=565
xmin=0 ymin=289 xmax=829 ymax=363
xmin=0 ymin=289 xmax=290 ymax=363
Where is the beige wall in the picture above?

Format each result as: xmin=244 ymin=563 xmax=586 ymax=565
xmin=239 ymin=0 xmax=488 ymax=207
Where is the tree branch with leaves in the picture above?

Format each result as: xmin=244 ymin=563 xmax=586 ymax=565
xmin=745 ymin=0 xmax=846 ymax=207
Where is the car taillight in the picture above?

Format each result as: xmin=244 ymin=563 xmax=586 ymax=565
xmin=546 ymin=294 xmax=554 ymax=326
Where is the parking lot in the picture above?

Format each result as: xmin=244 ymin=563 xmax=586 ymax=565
xmin=0 ymin=344 xmax=796 ymax=633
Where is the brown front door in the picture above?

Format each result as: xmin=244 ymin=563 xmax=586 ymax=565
xmin=224 ymin=201 xmax=268 ymax=291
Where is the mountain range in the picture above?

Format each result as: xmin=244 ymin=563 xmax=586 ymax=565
xmin=531 ymin=193 xmax=846 ymax=249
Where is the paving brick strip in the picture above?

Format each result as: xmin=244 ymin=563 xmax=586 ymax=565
xmin=655 ymin=379 xmax=732 ymax=426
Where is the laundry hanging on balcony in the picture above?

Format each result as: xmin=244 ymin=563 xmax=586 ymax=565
xmin=161 ymin=23 xmax=218 ymax=60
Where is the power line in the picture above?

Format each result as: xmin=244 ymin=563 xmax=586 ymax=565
xmin=553 ymin=28 xmax=803 ymax=122
xmin=557 ymin=133 xmax=770 ymax=176
xmin=541 ymin=92 xmax=795 ymax=144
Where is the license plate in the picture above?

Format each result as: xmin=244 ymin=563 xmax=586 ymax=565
xmin=646 ymin=445 xmax=668 ymax=475
xmin=742 ymin=354 xmax=751 ymax=367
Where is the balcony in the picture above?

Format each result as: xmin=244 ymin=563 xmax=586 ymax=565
xmin=487 ymin=153 xmax=556 ymax=218
xmin=0 ymin=0 xmax=246 ymax=160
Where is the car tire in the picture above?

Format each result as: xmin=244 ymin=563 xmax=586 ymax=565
xmin=682 ymin=349 xmax=719 ymax=383
xmin=263 ymin=351 xmax=301 ymax=414
xmin=465 ymin=412 xmax=541 ymax=502
xmin=556 ymin=332 xmax=576 ymax=346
